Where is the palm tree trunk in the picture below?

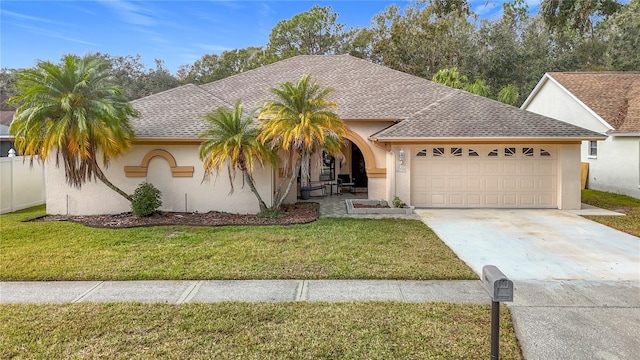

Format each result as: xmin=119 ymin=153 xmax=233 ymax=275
xmin=272 ymin=157 xmax=302 ymax=210
xmin=243 ymin=170 xmax=268 ymax=213
xmin=300 ymin=151 xmax=310 ymax=189
xmin=92 ymin=160 xmax=132 ymax=202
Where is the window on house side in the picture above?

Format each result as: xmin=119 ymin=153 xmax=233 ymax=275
xmin=589 ymin=141 xmax=598 ymax=157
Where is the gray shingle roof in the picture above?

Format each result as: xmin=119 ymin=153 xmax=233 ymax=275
xmin=131 ymin=54 xmax=604 ymax=140
xmin=200 ymin=55 xmax=455 ymax=120
xmin=130 ymin=84 xmax=231 ymax=138
xmin=373 ymin=90 xmax=605 ymax=140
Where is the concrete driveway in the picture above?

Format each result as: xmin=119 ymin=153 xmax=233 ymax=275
xmin=416 ymin=209 xmax=639 ymax=281
xmin=416 ymin=209 xmax=640 ymax=360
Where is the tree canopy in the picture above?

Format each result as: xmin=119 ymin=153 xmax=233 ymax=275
xmin=9 ymin=55 xmax=137 ymax=200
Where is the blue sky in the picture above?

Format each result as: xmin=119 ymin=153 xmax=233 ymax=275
xmin=1 ymin=0 xmax=540 ymax=74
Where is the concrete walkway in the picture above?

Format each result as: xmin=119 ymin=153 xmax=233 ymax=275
xmin=0 ymin=280 xmax=488 ymax=304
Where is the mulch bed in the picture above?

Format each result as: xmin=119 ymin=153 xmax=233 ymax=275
xmin=32 ymin=202 xmax=320 ymax=229
xmin=352 ymin=203 xmax=390 ymax=209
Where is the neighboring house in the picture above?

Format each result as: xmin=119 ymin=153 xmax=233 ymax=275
xmin=45 ymin=55 xmax=604 ymax=215
xmin=1 ymin=94 xmax=16 ymax=157
xmin=522 ymin=72 xmax=640 ymax=199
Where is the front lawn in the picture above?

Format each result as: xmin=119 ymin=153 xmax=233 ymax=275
xmin=581 ymin=189 xmax=640 ymax=237
xmin=0 ymin=302 xmax=522 ymax=359
xmin=0 ymin=206 xmax=476 ymax=281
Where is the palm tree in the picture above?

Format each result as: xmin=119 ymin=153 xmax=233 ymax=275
xmin=258 ymin=74 xmax=346 ymax=210
xmin=9 ymin=55 xmax=137 ymax=201
xmin=199 ymin=101 xmax=276 ymax=213
xmin=497 ymin=83 xmax=520 ymax=105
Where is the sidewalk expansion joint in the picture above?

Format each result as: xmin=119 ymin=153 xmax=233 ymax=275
xmin=177 ymin=280 xmax=203 ymax=304
xmin=397 ymin=282 xmax=406 ymax=302
xmin=72 ymin=281 xmax=104 ymax=303
xmin=296 ymin=280 xmax=308 ymax=301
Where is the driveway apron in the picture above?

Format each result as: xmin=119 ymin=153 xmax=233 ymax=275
xmin=416 ymin=209 xmax=640 ymax=360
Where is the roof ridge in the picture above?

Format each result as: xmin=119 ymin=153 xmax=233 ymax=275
xmin=200 ymin=54 xmax=359 ymax=89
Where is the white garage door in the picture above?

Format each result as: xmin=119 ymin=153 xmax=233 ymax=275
xmin=411 ymin=145 xmax=557 ymax=208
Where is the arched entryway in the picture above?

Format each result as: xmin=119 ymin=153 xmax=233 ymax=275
xmin=340 ymin=129 xmax=386 ymax=192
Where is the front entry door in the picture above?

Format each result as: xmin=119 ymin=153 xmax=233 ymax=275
xmin=351 ymin=146 xmax=368 ymax=188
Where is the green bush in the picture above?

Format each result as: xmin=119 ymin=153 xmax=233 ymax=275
xmin=393 ymin=196 xmax=407 ymax=208
xmin=131 ymin=182 xmax=162 ymax=217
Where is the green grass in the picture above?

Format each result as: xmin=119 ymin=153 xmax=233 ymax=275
xmin=0 ymin=206 xmax=476 ymax=281
xmin=0 ymin=302 xmax=522 ymax=359
xmin=581 ymin=189 xmax=640 ymax=237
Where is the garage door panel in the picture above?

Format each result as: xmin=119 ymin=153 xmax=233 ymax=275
xmin=521 ymin=194 xmax=535 ymax=206
xmin=411 ymin=145 xmax=558 ymax=208
xmin=537 ymin=162 xmax=556 ymax=175
xmin=520 ymin=178 xmax=535 ymax=190
xmin=449 ymin=178 xmax=464 ymax=190
xmin=485 ymin=163 xmax=500 ymax=173
xmin=431 ymin=194 xmax=446 ymax=206
xmin=485 ymin=178 xmax=500 ymax=190
xmin=503 ymin=162 xmax=517 ymax=174
xmin=503 ymin=194 xmax=518 ymax=206
xmin=485 ymin=194 xmax=499 ymax=206
xmin=521 ymin=162 xmax=536 ymax=175
xmin=450 ymin=194 xmax=464 ymax=206
xmin=467 ymin=194 xmax=481 ymax=206
xmin=503 ymin=177 xmax=517 ymax=190
xmin=467 ymin=178 xmax=482 ymax=190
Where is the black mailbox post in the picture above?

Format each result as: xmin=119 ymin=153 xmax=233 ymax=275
xmin=482 ymin=265 xmax=514 ymax=360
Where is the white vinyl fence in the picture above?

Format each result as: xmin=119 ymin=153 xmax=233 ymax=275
xmin=0 ymin=156 xmax=45 ymax=214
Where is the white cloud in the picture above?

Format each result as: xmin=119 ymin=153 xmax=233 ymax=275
xmin=1 ymin=9 xmax=58 ymax=24
xmin=97 ymin=0 xmax=157 ymax=26
xmin=13 ymin=22 xmax=99 ymax=46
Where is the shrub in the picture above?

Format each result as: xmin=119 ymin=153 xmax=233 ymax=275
xmin=131 ymin=182 xmax=162 ymax=217
xmin=393 ymin=196 xmax=407 ymax=208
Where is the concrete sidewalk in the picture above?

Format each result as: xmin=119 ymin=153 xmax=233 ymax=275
xmin=0 ymin=280 xmax=489 ymax=304
xmin=2 ymin=279 xmax=639 ymax=359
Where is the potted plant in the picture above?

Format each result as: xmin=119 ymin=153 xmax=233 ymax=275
xmin=300 ymin=186 xmax=312 ymax=200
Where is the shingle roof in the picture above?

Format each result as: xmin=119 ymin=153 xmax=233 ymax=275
xmin=130 ymin=84 xmax=231 ymax=138
xmin=548 ymin=72 xmax=640 ymax=133
xmin=131 ymin=55 xmax=603 ymax=140
xmin=0 ymin=111 xmax=14 ymax=127
xmin=373 ymin=90 xmax=604 ymax=140
xmin=200 ymin=55 xmax=455 ymax=120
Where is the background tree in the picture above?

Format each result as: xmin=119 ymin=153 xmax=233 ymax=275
xmin=199 ymin=101 xmax=276 ymax=213
xmin=94 ymin=54 xmax=180 ymax=100
xmin=601 ymin=0 xmax=640 ymax=70
xmin=0 ymin=68 xmax=19 ymax=98
xmin=267 ymin=5 xmax=348 ymax=58
xmin=181 ymin=47 xmax=276 ymax=85
xmin=371 ymin=1 xmax=477 ymax=79
xmin=9 ymin=55 xmax=137 ymax=201
xmin=541 ymin=0 xmax=622 ymax=36
xmin=258 ymin=75 xmax=346 ymax=210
